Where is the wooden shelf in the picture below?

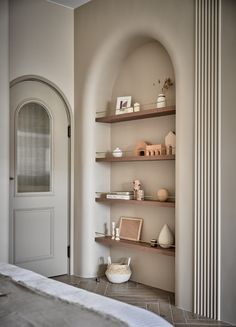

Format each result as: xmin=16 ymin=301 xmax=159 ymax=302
xmin=95 ymin=236 xmax=175 ymax=257
xmin=95 ymin=106 xmax=175 ymax=123
xmin=95 ymin=198 xmax=175 ymax=207
xmin=96 ymin=154 xmax=175 ymax=162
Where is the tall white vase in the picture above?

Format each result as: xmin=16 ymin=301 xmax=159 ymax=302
xmin=158 ymin=224 xmax=174 ymax=248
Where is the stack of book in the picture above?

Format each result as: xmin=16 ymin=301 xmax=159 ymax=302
xmin=106 ymin=191 xmax=134 ymax=200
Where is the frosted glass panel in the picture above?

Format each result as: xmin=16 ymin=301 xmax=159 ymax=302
xmin=17 ymin=103 xmax=51 ymax=193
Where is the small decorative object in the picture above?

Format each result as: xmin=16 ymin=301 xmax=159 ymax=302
xmin=105 ymin=256 xmax=132 ymax=283
xmin=111 ymin=221 xmax=116 ymax=240
xmin=156 ymin=78 xmax=174 ymax=108
xmin=115 ymin=227 xmax=120 ymax=241
xmin=134 ymin=141 xmax=150 ymax=156
xmin=106 ymin=191 xmax=134 ymax=200
xmin=157 ymin=188 xmax=169 ymax=202
xmin=134 ymin=142 xmax=166 ymax=157
xmin=119 ymin=216 xmax=143 ymax=241
xmin=156 ymin=93 xmax=166 ymax=108
xmin=165 ymin=131 xmax=176 ymax=155
xmin=112 ymin=147 xmax=123 ymax=157
xmin=133 ymin=179 xmax=141 ymax=199
xmin=116 ymin=96 xmax=132 ymax=115
xmin=158 ymin=224 xmax=174 ymax=248
xmin=150 ymin=239 xmax=158 ymax=247
xmin=136 ymin=189 xmax=144 ymax=201
xmin=146 ymin=144 xmax=166 ymax=156
xmin=134 ymin=102 xmax=140 ymax=112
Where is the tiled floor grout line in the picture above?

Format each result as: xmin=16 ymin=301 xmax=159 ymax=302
xmin=169 ymin=302 xmax=174 ymax=325
xmin=103 ymin=282 xmax=109 ymax=296
xmin=53 ymin=276 xmax=233 ymax=327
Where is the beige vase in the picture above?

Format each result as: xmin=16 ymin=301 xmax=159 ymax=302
xmin=158 ymin=224 xmax=174 ymax=248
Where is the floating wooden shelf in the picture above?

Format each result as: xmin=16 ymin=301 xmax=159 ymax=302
xmin=96 ymin=154 xmax=175 ymax=162
xmin=95 ymin=198 xmax=175 ymax=207
xmin=95 ymin=236 xmax=175 ymax=257
xmin=95 ymin=106 xmax=176 ymax=123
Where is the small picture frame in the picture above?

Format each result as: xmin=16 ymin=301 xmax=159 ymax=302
xmin=119 ymin=216 xmax=143 ymax=241
xmin=116 ymin=96 xmax=132 ymax=115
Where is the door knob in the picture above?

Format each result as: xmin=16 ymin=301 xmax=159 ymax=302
xmin=9 ymin=177 xmax=14 ymax=180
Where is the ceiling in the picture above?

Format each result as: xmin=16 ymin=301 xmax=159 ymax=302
xmin=47 ymin=0 xmax=91 ymax=9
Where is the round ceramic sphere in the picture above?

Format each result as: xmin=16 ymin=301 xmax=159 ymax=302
xmin=157 ymin=188 xmax=169 ymax=202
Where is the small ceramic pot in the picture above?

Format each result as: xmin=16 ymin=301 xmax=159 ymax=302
xmin=112 ymin=147 xmax=123 ymax=157
xmin=150 ymin=239 xmax=158 ymax=247
xmin=156 ymin=93 xmax=166 ymax=108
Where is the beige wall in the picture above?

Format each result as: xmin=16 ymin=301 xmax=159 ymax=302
xmin=74 ymin=0 xmax=195 ymax=310
xmin=221 ymin=0 xmax=236 ymax=324
xmin=0 ymin=0 xmax=10 ymax=262
xmin=10 ymin=0 xmax=74 ymax=109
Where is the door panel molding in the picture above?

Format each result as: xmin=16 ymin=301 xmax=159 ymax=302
xmin=13 ymin=207 xmax=54 ymax=264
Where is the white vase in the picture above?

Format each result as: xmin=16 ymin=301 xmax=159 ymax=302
xmin=158 ymin=224 xmax=174 ymax=248
xmin=156 ymin=93 xmax=166 ymax=108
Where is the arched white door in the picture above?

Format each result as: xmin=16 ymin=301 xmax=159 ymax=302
xmin=10 ymin=80 xmax=69 ymax=277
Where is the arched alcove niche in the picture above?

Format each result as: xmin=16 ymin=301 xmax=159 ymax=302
xmin=110 ymin=40 xmax=175 ymax=292
xmin=75 ymin=27 xmax=193 ymax=310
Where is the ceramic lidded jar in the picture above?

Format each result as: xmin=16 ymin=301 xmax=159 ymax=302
xmin=112 ymin=147 xmax=123 ymax=157
xmin=158 ymin=224 xmax=174 ymax=248
xmin=156 ymin=93 xmax=166 ymax=108
xmin=105 ymin=256 xmax=131 ymax=283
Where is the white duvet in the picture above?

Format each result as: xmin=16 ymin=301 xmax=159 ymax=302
xmin=0 ymin=263 xmax=172 ymax=327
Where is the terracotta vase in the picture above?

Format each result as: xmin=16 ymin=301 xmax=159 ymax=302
xmin=158 ymin=224 xmax=174 ymax=248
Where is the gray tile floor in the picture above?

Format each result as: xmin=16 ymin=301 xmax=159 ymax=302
xmin=53 ymin=275 xmax=234 ymax=327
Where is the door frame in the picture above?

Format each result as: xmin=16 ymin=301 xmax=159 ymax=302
xmin=10 ymin=75 xmax=74 ymax=275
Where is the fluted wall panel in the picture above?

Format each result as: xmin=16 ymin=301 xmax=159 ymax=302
xmin=194 ymin=0 xmax=221 ymax=320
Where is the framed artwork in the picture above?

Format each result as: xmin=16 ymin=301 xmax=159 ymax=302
xmin=116 ymin=96 xmax=132 ymax=115
xmin=119 ymin=216 xmax=143 ymax=241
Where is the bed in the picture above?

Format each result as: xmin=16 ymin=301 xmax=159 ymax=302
xmin=0 ymin=263 xmax=172 ymax=327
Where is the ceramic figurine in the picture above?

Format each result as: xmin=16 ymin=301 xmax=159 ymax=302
xmin=134 ymin=141 xmax=150 ymax=156
xmin=133 ymin=179 xmax=141 ymax=200
xmin=146 ymin=144 xmax=166 ymax=156
xmin=165 ymin=131 xmax=176 ymax=155
xmin=136 ymin=189 xmax=144 ymax=200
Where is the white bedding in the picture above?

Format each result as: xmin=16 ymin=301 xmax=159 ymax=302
xmin=0 ymin=263 xmax=173 ymax=327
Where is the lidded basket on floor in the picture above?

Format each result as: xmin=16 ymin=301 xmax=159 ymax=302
xmin=105 ymin=256 xmax=131 ymax=283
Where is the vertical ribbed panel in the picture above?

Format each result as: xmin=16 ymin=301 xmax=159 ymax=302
xmin=194 ymin=0 xmax=221 ymax=320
